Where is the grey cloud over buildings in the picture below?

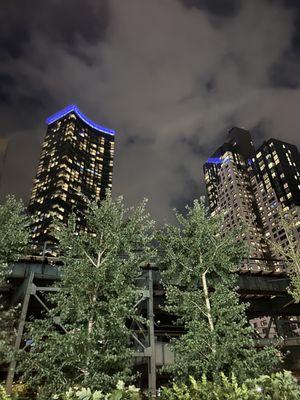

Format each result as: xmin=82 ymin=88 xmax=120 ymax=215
xmin=1 ymin=0 xmax=300 ymax=221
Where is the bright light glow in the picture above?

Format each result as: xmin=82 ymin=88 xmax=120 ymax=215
xmin=46 ymin=104 xmax=116 ymax=135
xmin=206 ymin=157 xmax=231 ymax=165
xmin=206 ymin=157 xmax=223 ymax=164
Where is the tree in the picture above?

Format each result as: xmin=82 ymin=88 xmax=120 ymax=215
xmin=0 ymin=195 xmax=29 ymax=364
xmin=0 ymin=195 xmax=29 ymax=265
xmin=270 ymin=212 xmax=300 ymax=303
xmin=17 ymin=195 xmax=155 ymax=398
xmin=158 ymin=199 xmax=280 ymax=383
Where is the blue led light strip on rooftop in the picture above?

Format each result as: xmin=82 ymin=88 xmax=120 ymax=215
xmin=206 ymin=157 xmax=223 ymax=164
xmin=206 ymin=156 xmax=231 ymax=165
xmin=46 ymin=104 xmax=116 ymax=135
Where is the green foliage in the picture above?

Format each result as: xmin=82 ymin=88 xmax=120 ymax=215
xmin=17 ymin=196 xmax=155 ymax=398
xmin=0 ymin=384 xmax=11 ymax=400
xmin=247 ymin=370 xmax=300 ymax=400
xmin=270 ymin=212 xmax=300 ymax=303
xmin=1 ymin=382 xmax=136 ymax=400
xmin=2 ymin=372 xmax=299 ymax=400
xmin=0 ymin=304 xmax=19 ymax=364
xmin=160 ymin=371 xmax=300 ymax=400
xmin=0 ymin=382 xmax=35 ymax=400
xmin=158 ymin=199 xmax=280 ymax=382
xmin=10 ymin=382 xmax=32 ymax=400
xmin=160 ymin=374 xmax=253 ymax=400
xmin=54 ymin=381 xmax=140 ymax=400
xmin=0 ymin=195 xmax=29 ymax=266
xmin=0 ymin=196 xmax=29 ymax=364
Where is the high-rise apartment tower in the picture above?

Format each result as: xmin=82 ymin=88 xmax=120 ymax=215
xmin=251 ymin=138 xmax=300 ymax=246
xmin=203 ymin=128 xmax=300 ymax=265
xmin=203 ymin=127 xmax=268 ymax=261
xmin=28 ymin=105 xmax=115 ymax=246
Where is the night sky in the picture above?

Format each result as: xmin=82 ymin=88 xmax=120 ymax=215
xmin=1 ymin=0 xmax=300 ymax=222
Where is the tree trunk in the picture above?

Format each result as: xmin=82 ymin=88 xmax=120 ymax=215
xmin=88 ymin=294 xmax=97 ymax=334
xmin=201 ymin=269 xmax=216 ymax=353
xmin=85 ymin=249 xmax=102 ymax=380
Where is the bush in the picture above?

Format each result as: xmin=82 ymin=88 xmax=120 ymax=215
xmin=52 ymin=381 xmax=141 ymax=400
xmin=0 ymin=383 xmax=33 ymax=400
xmin=0 ymin=385 xmax=11 ymax=400
xmin=11 ymin=383 xmax=32 ymax=399
xmin=160 ymin=375 xmax=254 ymax=400
xmin=247 ymin=370 xmax=300 ymax=400
xmin=0 ymin=381 xmax=141 ymax=400
xmin=160 ymin=371 xmax=300 ymax=400
xmin=2 ymin=371 xmax=299 ymax=399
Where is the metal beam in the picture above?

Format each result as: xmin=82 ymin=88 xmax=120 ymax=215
xmin=7 ymin=261 xmax=290 ymax=295
xmin=4 ymin=260 xmax=298 ymax=393
xmin=148 ymin=269 xmax=156 ymax=397
xmin=6 ymin=271 xmax=34 ymax=394
xmin=238 ymin=275 xmax=289 ymax=295
xmin=247 ymin=296 xmax=300 ymax=318
xmin=256 ymin=337 xmax=300 ymax=348
xmin=8 ymin=262 xmax=61 ymax=280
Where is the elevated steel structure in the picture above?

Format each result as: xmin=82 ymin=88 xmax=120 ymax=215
xmin=2 ymin=257 xmax=300 ymax=394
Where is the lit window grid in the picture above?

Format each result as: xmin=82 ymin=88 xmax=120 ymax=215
xmin=28 ymin=112 xmax=114 ymax=243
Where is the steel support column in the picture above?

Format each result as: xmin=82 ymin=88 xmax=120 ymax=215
xmin=148 ymin=269 xmax=156 ymax=397
xmin=6 ymin=271 xmax=34 ymax=394
xmin=131 ymin=268 xmax=157 ymax=396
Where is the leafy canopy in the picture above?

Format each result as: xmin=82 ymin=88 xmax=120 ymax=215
xmin=17 ymin=195 xmax=156 ymax=398
xmin=270 ymin=211 xmax=300 ymax=303
xmin=0 ymin=195 xmax=29 ymax=266
xmin=158 ymin=199 xmax=280 ymax=382
xmin=0 ymin=195 xmax=29 ymax=364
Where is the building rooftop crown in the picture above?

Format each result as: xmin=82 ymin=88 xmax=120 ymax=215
xmin=45 ymin=104 xmax=116 ymax=136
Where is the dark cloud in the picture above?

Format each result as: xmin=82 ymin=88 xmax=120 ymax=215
xmin=180 ymin=0 xmax=240 ymax=17
xmin=268 ymin=0 xmax=300 ymax=89
xmin=1 ymin=0 xmax=300 ymax=221
xmin=0 ymin=0 xmax=109 ymax=53
xmin=0 ymin=74 xmax=15 ymax=103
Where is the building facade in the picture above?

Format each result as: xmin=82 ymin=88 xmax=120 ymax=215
xmin=28 ymin=105 xmax=115 ymax=247
xmin=251 ymin=139 xmax=300 ymax=248
xmin=204 ymin=129 xmax=300 ymax=339
xmin=203 ymin=128 xmax=300 ymax=268
xmin=203 ymin=128 xmax=268 ymax=262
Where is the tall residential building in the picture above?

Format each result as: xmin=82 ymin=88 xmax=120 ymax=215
xmin=203 ymin=127 xmax=268 ymax=261
xmin=251 ymin=138 xmax=300 ymax=247
xmin=203 ymin=128 xmax=300 ymax=265
xmin=28 ymin=105 xmax=115 ymax=246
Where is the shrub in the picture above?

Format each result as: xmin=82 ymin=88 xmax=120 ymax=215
xmin=160 ymin=375 xmax=255 ymax=400
xmin=2 ymin=371 xmax=299 ymax=400
xmin=0 ymin=384 xmax=11 ymax=400
xmin=0 ymin=383 xmax=33 ymax=400
xmin=246 ymin=370 xmax=300 ymax=400
xmin=11 ymin=383 xmax=32 ymax=399
xmin=160 ymin=371 xmax=300 ymax=400
xmin=0 ymin=381 xmax=141 ymax=400
xmin=52 ymin=381 xmax=141 ymax=400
